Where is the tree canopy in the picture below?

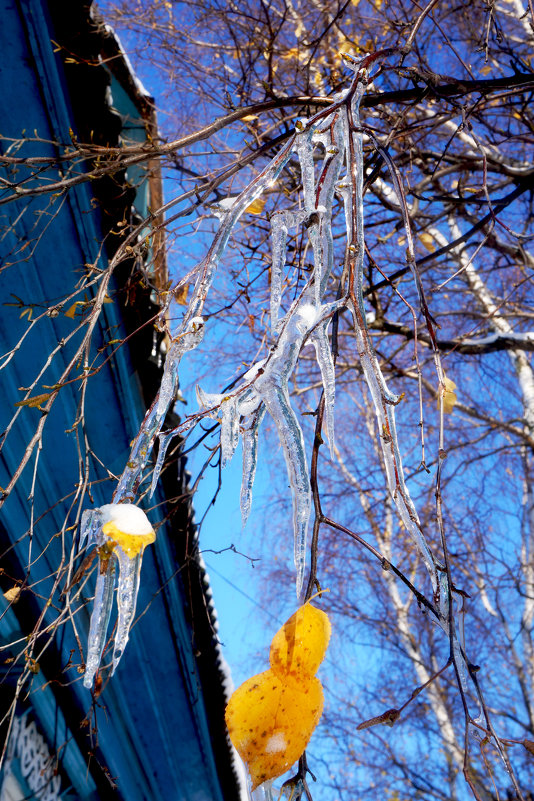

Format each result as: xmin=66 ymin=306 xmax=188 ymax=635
xmin=1 ymin=0 xmax=534 ymax=799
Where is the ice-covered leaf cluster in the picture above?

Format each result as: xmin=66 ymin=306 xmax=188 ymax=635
xmin=79 ymin=503 xmax=155 ymax=688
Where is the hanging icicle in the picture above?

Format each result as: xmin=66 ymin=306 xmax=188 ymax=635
xmin=80 ymin=503 xmax=155 ymax=689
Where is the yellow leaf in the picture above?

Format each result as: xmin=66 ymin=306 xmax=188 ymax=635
xmin=225 ymin=670 xmax=323 ymax=789
xmin=3 ymin=587 xmax=21 ymax=603
xmin=19 ymin=308 xmax=33 ymax=321
xmin=175 ymin=284 xmax=189 ymax=305
xmin=281 ymin=47 xmax=300 ymax=61
xmin=418 ymin=232 xmax=435 ymax=252
xmin=241 ymin=114 xmax=259 ymax=122
xmin=480 ymin=65 xmax=492 ymax=75
xmin=226 ymin=601 xmax=330 ymax=789
xmin=246 ymin=198 xmax=266 ymax=215
xmin=26 ymin=658 xmax=40 ymax=674
xmin=14 ymin=393 xmax=52 ymax=410
xmin=294 ymin=20 xmax=305 ymax=38
xmin=338 ymin=40 xmax=355 ymax=55
xmin=270 ymin=602 xmax=331 ymax=683
xmin=102 ymin=521 xmax=156 ymax=558
xmin=64 ymin=303 xmax=79 ymax=318
xmin=441 ymin=376 xmax=457 ymax=414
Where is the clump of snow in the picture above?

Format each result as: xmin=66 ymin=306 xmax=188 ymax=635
xmin=100 ymin=503 xmax=153 ymax=536
xmin=265 ymin=732 xmax=286 ymax=754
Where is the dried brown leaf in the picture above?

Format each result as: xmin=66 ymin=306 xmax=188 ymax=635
xmin=357 ymin=708 xmax=401 ymax=730
xmin=3 ymin=587 xmax=21 ymax=603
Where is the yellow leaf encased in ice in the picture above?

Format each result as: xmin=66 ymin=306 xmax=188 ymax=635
xmin=245 ymin=198 xmax=266 ymax=215
xmin=102 ymin=521 xmax=155 ymax=557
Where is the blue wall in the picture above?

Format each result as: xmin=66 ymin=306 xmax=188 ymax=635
xmin=0 ymin=2 xmax=232 ymax=800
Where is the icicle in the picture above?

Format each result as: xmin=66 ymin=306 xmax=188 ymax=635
xmin=112 ymin=548 xmax=143 ymax=673
xmin=295 ymin=126 xmax=316 ymax=216
xmin=251 ymin=779 xmax=274 ymax=801
xmin=80 ymin=503 xmax=155 ymax=688
xmin=83 ymin=558 xmax=115 ymax=689
xmin=79 ymin=508 xmax=103 ymax=551
xmin=240 ymin=405 xmax=265 ymax=527
xmin=310 ymin=321 xmax=336 ymax=456
xmin=270 ymin=212 xmax=289 ymax=334
xmin=150 ymin=432 xmax=172 ymax=499
xmin=157 ymin=317 xmax=205 ymax=418
xmin=256 ymin=368 xmax=311 ymax=599
xmin=221 ymin=396 xmax=240 ymax=468
xmin=314 ymin=121 xmax=344 ymax=299
xmin=196 ymin=385 xmax=225 ymax=415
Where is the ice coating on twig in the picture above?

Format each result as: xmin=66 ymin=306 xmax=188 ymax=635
xmin=80 ymin=503 xmax=155 ymax=688
xmin=342 ymin=85 xmax=437 ymax=581
xmin=149 ymin=416 xmax=197 ymax=498
xmin=109 ymin=93 xmax=351 ymax=593
xmin=157 ymin=317 xmax=205 ymax=418
xmin=270 ymin=211 xmax=305 ymax=333
xmin=100 ymin=53 xmax=488 ymax=750
xmin=114 ymin=137 xmax=296 ymax=505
